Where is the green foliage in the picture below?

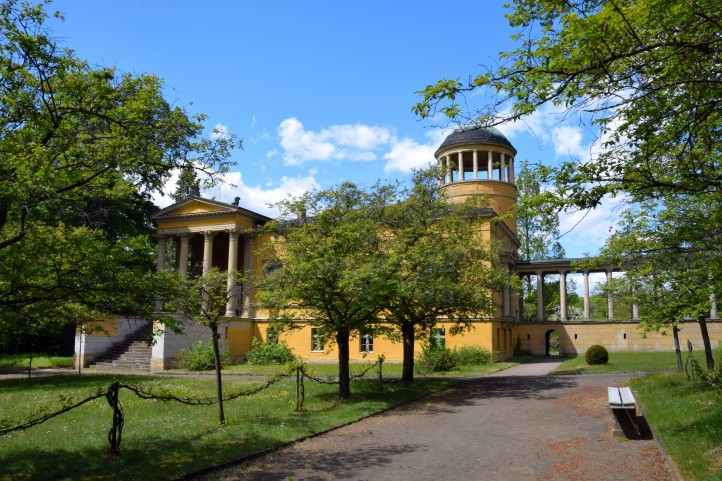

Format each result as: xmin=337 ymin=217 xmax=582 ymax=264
xmin=0 ymin=1 xmax=236 ymax=340
xmin=379 ymin=168 xmax=506 ymax=381
xmin=178 ymin=341 xmax=230 ymax=371
xmin=585 ymin=345 xmax=609 ymax=365
xmin=172 ymin=166 xmax=201 ymax=202
xmin=246 ymin=338 xmax=296 ymax=365
xmin=453 ymin=346 xmax=492 ymax=366
xmin=416 ymin=0 xmax=722 ymax=334
xmin=259 ymin=182 xmax=395 ymax=398
xmin=416 ymin=343 xmax=457 ymax=372
xmin=516 ymin=160 xmax=565 ymax=262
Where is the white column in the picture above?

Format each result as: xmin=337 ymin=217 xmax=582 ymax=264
xmin=444 ymin=156 xmax=450 ymax=183
xmin=155 ymin=236 xmax=167 ymax=311
xmin=242 ymin=234 xmax=254 ymax=318
xmin=559 ymin=271 xmax=567 ymax=322
xmin=711 ymin=292 xmax=718 ymax=319
xmin=225 ymin=230 xmax=239 ymax=317
xmin=156 ymin=236 xmax=167 ymax=272
xmin=446 ymin=156 xmax=453 ymax=183
xmin=487 ymin=151 xmax=493 ymax=180
xmin=202 ymin=231 xmax=214 ymax=274
xmin=472 ymin=150 xmax=478 ymax=179
xmin=178 ymin=234 xmax=190 ymax=277
xmin=536 ymin=271 xmax=544 ymax=322
xmin=501 ymin=154 xmax=507 ymax=182
xmin=509 ymin=157 xmax=515 ymax=183
xmin=584 ymin=271 xmax=591 ymax=321
xmin=632 ymin=302 xmax=640 ymax=320
xmin=458 ymin=151 xmax=464 ymax=181
xmin=606 ymin=270 xmax=614 ymax=320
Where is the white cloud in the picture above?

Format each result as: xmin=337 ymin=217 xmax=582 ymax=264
xmin=202 ymin=170 xmax=319 ymax=217
xmin=277 ymin=117 xmax=393 ymax=165
xmin=251 ymin=114 xmax=257 ymax=128
xmin=382 ymin=128 xmax=451 ymax=173
xmin=552 ymin=125 xmax=585 ymax=157
xmin=383 ymin=138 xmax=436 ymax=173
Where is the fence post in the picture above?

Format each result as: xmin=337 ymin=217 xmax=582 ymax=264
xmin=106 ymin=382 xmax=124 ymax=455
xmin=378 ymin=355 xmax=384 ymax=392
xmin=295 ymin=366 xmax=305 ymax=412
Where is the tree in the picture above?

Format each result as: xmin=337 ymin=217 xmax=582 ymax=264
xmin=414 ymin=0 xmax=721 ymax=350
xmin=516 ymin=160 xmax=565 ymax=261
xmin=259 ymin=183 xmax=393 ymax=399
xmin=173 ymin=269 xmax=240 ymax=424
xmin=380 ymin=169 xmax=504 ymax=382
xmin=172 ymin=167 xmax=201 ymax=202
xmin=597 ymin=197 xmax=721 ymax=368
xmin=0 ymin=1 xmax=235 ymax=339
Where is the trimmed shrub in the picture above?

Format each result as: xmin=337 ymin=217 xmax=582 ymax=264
xmin=416 ymin=343 xmax=457 ymax=372
xmin=246 ymin=338 xmax=296 ymax=365
xmin=178 ymin=341 xmax=230 ymax=371
xmin=454 ymin=346 xmax=492 ymax=365
xmin=585 ymin=345 xmax=609 ymax=365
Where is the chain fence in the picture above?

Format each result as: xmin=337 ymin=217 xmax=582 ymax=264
xmin=0 ymin=355 xmax=388 ymax=454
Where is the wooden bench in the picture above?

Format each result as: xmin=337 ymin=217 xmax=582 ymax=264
xmin=608 ymin=386 xmax=636 ymax=412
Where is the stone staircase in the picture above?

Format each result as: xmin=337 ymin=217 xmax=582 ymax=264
xmin=87 ymin=325 xmax=152 ymax=371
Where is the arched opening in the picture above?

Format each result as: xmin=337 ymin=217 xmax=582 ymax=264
xmin=545 ymin=329 xmax=560 ymax=357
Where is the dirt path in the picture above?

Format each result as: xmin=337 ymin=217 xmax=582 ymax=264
xmin=195 ymin=363 xmax=674 ymax=481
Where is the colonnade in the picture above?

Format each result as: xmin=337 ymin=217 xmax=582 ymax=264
xmin=518 ymin=269 xmax=633 ymax=322
xmin=439 ymin=149 xmax=515 ymax=184
xmin=155 ymin=230 xmax=254 ymax=317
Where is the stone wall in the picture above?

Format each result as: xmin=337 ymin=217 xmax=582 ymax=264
xmin=513 ymin=320 xmax=722 ymax=356
xmin=74 ymin=318 xmax=148 ymax=368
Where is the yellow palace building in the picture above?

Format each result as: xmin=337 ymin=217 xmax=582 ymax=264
xmin=74 ymin=127 xmax=722 ymax=371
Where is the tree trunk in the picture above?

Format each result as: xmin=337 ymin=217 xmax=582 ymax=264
xmin=698 ymin=316 xmax=715 ymax=370
xmin=210 ymin=325 xmax=226 ymax=424
xmin=401 ymin=322 xmax=415 ymax=383
xmin=336 ymin=329 xmax=351 ymax=399
xmin=673 ymin=325 xmax=683 ymax=371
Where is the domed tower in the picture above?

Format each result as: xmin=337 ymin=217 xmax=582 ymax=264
xmin=435 ymin=126 xmax=517 ymax=233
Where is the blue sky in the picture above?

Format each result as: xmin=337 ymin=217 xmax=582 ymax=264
xmin=51 ymin=0 xmax=624 ymax=257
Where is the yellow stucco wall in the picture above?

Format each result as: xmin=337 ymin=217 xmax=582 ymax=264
xmin=441 ymin=181 xmax=518 ymax=233
xmin=226 ymin=320 xmax=255 ymax=359
xmin=252 ymin=321 xmax=502 ymax=362
xmin=513 ymin=321 xmax=722 ymax=356
xmin=157 ymin=214 xmax=255 ymax=232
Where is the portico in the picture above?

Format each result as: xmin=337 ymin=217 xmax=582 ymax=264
xmin=152 ymin=197 xmax=270 ymax=318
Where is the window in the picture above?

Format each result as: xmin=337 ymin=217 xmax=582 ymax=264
xmin=431 ymin=328 xmax=446 ymax=349
xmin=360 ymin=333 xmax=373 ymax=353
xmin=574 ymin=333 xmax=578 ymax=340
xmin=311 ymin=328 xmax=325 ymax=352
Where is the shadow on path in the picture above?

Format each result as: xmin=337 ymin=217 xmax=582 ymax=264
xmin=220 ymin=443 xmax=424 ymax=481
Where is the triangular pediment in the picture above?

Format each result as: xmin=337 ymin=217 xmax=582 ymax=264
xmin=152 ymin=196 xmax=272 ymax=224
xmin=154 ymin=197 xmax=236 ymax=218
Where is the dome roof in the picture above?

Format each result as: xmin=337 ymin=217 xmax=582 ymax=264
xmin=435 ymin=126 xmax=516 ymax=156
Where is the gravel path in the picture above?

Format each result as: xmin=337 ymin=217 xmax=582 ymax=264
xmin=195 ymin=362 xmax=674 ymax=481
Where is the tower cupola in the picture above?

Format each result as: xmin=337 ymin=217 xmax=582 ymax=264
xmin=435 ymin=126 xmax=517 ymax=233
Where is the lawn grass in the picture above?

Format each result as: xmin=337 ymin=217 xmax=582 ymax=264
xmin=0 ymin=373 xmax=455 ymax=481
xmin=553 ymin=349 xmax=717 ymax=375
xmin=0 ymin=354 xmax=73 ymax=370
xmin=632 ymin=373 xmax=722 ymax=481
xmin=184 ymin=360 xmax=516 ymax=378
